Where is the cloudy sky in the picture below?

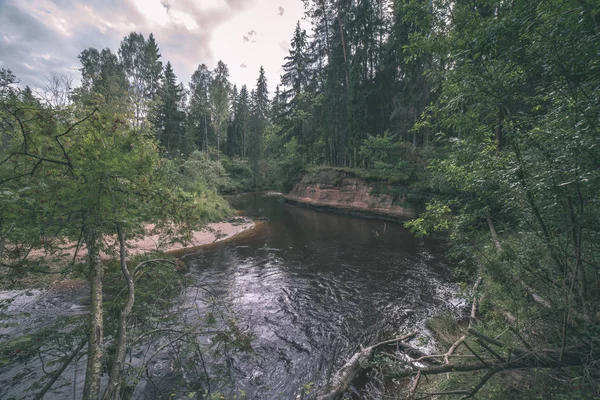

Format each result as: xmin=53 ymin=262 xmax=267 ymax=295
xmin=0 ymin=0 xmax=305 ymax=93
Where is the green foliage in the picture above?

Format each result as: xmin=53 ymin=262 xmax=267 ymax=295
xmin=261 ymin=126 xmax=303 ymax=191
xmin=400 ymin=0 xmax=600 ymax=397
xmin=359 ymin=133 xmax=421 ymax=185
xmin=405 ymin=200 xmax=453 ymax=237
xmin=220 ymin=156 xmax=255 ymax=193
xmin=1 ymin=57 xmax=237 ymax=397
xmin=155 ymin=61 xmax=186 ymax=154
xmin=210 ymin=61 xmax=231 ymax=156
xmin=162 ymin=151 xmax=231 ymax=195
xmin=103 ymin=256 xmax=186 ymax=332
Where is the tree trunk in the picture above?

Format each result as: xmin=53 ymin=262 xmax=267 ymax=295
xmin=103 ymin=223 xmax=135 ymax=400
xmin=217 ymin=122 xmax=220 ymax=160
xmin=495 ymin=105 xmax=503 ymax=152
xmin=336 ymin=5 xmax=350 ymax=92
xmin=486 ymin=213 xmax=501 ymax=250
xmin=319 ymin=0 xmax=331 ymax=63
xmin=204 ymin=114 xmax=208 ymax=156
xmin=82 ymin=239 xmax=104 ymax=400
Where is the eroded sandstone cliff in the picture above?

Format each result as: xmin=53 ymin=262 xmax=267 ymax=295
xmin=285 ymin=173 xmax=416 ymax=219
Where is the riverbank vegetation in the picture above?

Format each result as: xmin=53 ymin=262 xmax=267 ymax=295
xmin=2 ymin=0 xmax=599 ymax=398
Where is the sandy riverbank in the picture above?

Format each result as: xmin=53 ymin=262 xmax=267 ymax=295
xmin=128 ymin=218 xmax=256 ymax=255
xmin=1 ymin=218 xmax=256 ymax=289
xmin=33 ymin=217 xmax=256 ymax=260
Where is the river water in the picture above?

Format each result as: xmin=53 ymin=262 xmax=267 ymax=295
xmin=0 ymin=193 xmax=457 ymax=399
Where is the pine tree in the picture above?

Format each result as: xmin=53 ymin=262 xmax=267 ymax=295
xmin=254 ymin=66 xmax=269 ymax=120
xmin=226 ymin=85 xmax=239 ymax=157
xmin=271 ymin=84 xmax=283 ymax=122
xmin=280 ymin=22 xmax=311 ymax=152
xmin=282 ymin=22 xmax=309 ymax=102
xmin=237 ymin=85 xmax=250 ymax=158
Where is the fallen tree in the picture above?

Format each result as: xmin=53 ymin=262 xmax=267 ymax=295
xmin=315 ymin=325 xmax=600 ymax=400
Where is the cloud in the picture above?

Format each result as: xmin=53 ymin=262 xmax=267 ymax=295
xmin=0 ymin=0 xmax=306 ymax=92
xmin=0 ymin=0 xmax=257 ymax=88
xmin=278 ymin=6 xmax=284 ymax=16
xmin=224 ymin=0 xmax=253 ymax=11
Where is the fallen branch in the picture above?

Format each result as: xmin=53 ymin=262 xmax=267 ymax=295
xmin=443 ymin=276 xmax=482 ymax=365
xmin=416 ymin=390 xmax=470 ymax=399
xmin=467 ymin=328 xmax=504 ymax=348
xmin=314 ymin=332 xmax=417 ymax=400
xmin=409 ymin=370 xmax=421 ymax=399
xmin=444 ymin=335 xmax=466 ymax=364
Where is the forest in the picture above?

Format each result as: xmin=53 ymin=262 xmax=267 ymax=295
xmin=1 ymin=0 xmax=600 ymax=398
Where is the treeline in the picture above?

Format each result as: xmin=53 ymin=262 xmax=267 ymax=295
xmin=74 ymin=33 xmax=269 ymax=162
xmin=274 ymin=1 xmax=434 ymax=167
xmin=71 ymin=31 xmax=300 ymax=190
xmin=30 ymin=4 xmax=439 ymax=190
xmin=67 ymin=4 xmax=439 ymax=187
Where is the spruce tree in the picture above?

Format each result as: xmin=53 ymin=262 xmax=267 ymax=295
xmin=156 ymin=62 xmax=185 ymax=154
xmin=144 ymin=33 xmax=163 ymax=101
xmin=249 ymin=67 xmax=269 ymax=181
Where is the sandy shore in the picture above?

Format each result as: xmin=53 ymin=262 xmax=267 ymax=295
xmin=22 ymin=218 xmax=256 ymax=262
xmin=1 ymin=218 xmax=256 ymax=289
xmin=137 ymin=218 xmax=256 ymax=255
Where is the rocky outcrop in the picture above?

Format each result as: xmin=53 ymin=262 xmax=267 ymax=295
xmin=285 ymin=174 xmax=416 ymax=219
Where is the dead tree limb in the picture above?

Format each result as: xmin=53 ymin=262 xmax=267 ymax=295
xmin=443 ymin=276 xmax=482 ymax=365
xmin=398 ymin=347 xmax=600 ymax=379
xmin=409 ymin=370 xmax=421 ymax=399
xmin=314 ymin=332 xmax=417 ymax=400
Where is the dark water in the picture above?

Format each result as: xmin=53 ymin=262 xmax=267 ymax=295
xmin=0 ymin=193 xmax=456 ymax=400
xmin=170 ymin=194 xmax=456 ymax=398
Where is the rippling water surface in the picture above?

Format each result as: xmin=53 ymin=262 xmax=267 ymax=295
xmin=175 ymin=194 xmax=455 ymax=398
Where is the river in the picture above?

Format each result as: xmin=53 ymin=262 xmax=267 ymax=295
xmin=0 ymin=193 xmax=457 ymax=399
